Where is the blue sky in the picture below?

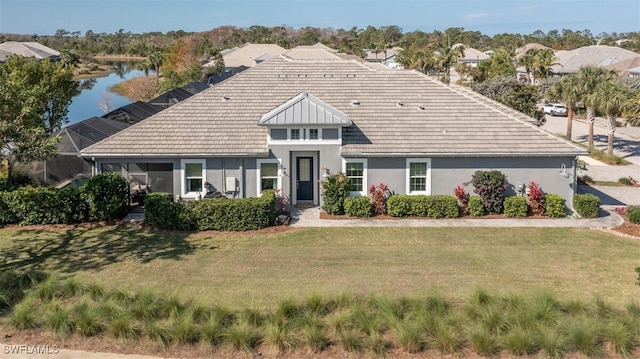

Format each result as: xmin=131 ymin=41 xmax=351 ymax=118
xmin=1 ymin=0 xmax=638 ymax=37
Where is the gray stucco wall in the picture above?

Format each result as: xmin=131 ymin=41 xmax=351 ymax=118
xmin=95 ymin=154 xmax=578 ymax=209
xmin=363 ymin=156 xmax=578 ymax=208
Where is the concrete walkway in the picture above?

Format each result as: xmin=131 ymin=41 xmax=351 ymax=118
xmin=290 ymin=205 xmax=625 ymax=229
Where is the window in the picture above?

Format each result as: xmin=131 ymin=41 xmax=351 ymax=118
xmin=181 ymin=159 xmax=206 ymax=197
xmin=257 ymin=159 xmax=281 ymax=195
xmin=309 ymin=128 xmax=319 ymax=140
xmin=406 ymin=159 xmax=431 ymax=195
xmin=290 ymin=129 xmax=300 ymax=140
xmin=343 ymin=159 xmax=367 ymax=195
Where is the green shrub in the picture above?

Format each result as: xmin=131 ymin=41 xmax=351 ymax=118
xmin=426 ymin=195 xmax=460 ymax=218
xmin=471 ymin=170 xmax=508 ymax=214
xmin=0 ymin=191 xmax=17 ymax=224
xmin=5 ymin=187 xmax=59 ymax=225
xmin=144 ymin=193 xmax=195 ymax=230
xmin=627 ymin=205 xmax=640 ymax=224
xmin=386 ymin=195 xmax=459 ymax=218
xmin=55 ymin=186 xmax=88 ymax=224
xmin=82 ymin=173 xmax=129 ymax=221
xmin=545 ymin=194 xmax=566 ymax=218
xmin=618 ymin=177 xmax=634 ymax=186
xmin=573 ymin=193 xmax=600 ymax=218
xmin=387 ymin=195 xmax=410 ymax=217
xmin=468 ymin=196 xmax=485 ymax=217
xmin=503 ymin=196 xmax=528 ymax=217
xmin=344 ymin=196 xmax=373 ymax=217
xmin=189 ymin=190 xmax=276 ymax=231
xmin=321 ymin=173 xmax=351 ymax=215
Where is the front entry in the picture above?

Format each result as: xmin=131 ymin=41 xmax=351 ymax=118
xmin=296 ymin=157 xmax=314 ymax=201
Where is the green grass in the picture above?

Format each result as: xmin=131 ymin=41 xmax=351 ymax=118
xmin=1 ymin=226 xmax=640 ymax=309
xmin=8 ymin=273 xmax=640 ymax=357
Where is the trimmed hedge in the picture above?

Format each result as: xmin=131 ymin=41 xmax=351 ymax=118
xmin=627 ymin=205 xmax=640 ymax=224
xmin=0 ymin=186 xmax=87 ymax=225
xmin=503 ymin=196 xmax=528 ymax=217
xmin=573 ymin=193 xmax=600 ymax=218
xmin=545 ymin=194 xmax=566 ymax=218
xmin=145 ymin=190 xmax=276 ymax=231
xmin=82 ymin=173 xmax=129 ymax=221
xmin=387 ymin=195 xmax=459 ymax=218
xmin=468 ymin=196 xmax=485 ymax=217
xmin=144 ymin=193 xmax=195 ymax=230
xmin=344 ymin=196 xmax=373 ymax=217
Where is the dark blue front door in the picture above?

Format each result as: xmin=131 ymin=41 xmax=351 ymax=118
xmin=296 ymin=157 xmax=313 ymax=201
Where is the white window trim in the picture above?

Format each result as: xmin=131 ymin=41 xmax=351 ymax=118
xmin=180 ymin=159 xmax=206 ymax=198
xmin=406 ymin=158 xmax=431 ymax=195
xmin=342 ymin=158 xmax=368 ymax=196
xmin=257 ymin=158 xmax=282 ymax=196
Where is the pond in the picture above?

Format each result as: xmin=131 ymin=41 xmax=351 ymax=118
xmin=66 ymin=61 xmax=146 ymax=126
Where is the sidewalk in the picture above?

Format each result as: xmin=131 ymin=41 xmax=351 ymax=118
xmin=290 ymin=205 xmax=625 ymax=229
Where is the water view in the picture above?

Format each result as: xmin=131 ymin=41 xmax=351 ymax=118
xmin=66 ymin=61 xmax=144 ymax=126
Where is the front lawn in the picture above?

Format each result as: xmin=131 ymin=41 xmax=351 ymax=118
xmin=0 ymin=225 xmax=638 ymax=310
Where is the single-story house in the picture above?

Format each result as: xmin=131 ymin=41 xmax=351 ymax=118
xmin=81 ymin=45 xmax=587 ymax=210
xmin=453 ymin=44 xmax=489 ymax=68
xmin=551 ymin=45 xmax=640 ymax=75
xmin=203 ymin=43 xmax=287 ymax=70
xmin=364 ymin=47 xmax=404 ymax=69
xmin=0 ymin=41 xmax=60 ymax=63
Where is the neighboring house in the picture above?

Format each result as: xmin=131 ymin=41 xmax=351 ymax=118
xmin=514 ymin=43 xmax=554 ymax=82
xmin=514 ymin=43 xmax=552 ymax=60
xmin=364 ymin=47 xmax=404 ymax=69
xmin=203 ymin=43 xmax=287 ymax=70
xmin=551 ymin=45 xmax=640 ymax=75
xmin=81 ymin=46 xmax=586 ymax=210
xmin=453 ymin=44 xmax=489 ymax=68
xmin=604 ymin=56 xmax=640 ymax=77
xmin=0 ymin=41 xmax=60 ymax=62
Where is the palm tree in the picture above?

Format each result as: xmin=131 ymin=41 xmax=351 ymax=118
xmin=592 ymin=79 xmax=632 ymax=155
xmin=136 ymin=58 xmax=153 ymax=77
xmin=532 ymin=49 xmax=558 ymax=80
xmin=548 ymin=75 xmax=581 ymax=140
xmin=625 ymin=92 xmax=640 ymax=127
xmin=517 ymin=48 xmax=539 ymax=85
xmin=430 ymin=37 xmax=465 ymax=85
xmin=576 ymin=66 xmax=611 ymax=148
xmin=148 ymin=51 xmax=165 ymax=84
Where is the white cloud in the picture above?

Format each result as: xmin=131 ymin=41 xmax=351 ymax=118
xmin=464 ymin=13 xmax=490 ymax=20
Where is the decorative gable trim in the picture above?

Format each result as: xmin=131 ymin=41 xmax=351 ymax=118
xmin=258 ymin=92 xmax=352 ymax=127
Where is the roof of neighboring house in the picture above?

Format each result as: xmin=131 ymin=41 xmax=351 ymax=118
xmin=82 ymin=46 xmax=585 ymax=158
xmin=604 ymin=56 xmax=640 ymax=77
xmin=514 ymin=43 xmax=552 ymax=59
xmin=205 ymin=43 xmax=287 ymax=68
xmin=453 ymin=44 xmax=490 ymax=61
xmin=58 ymin=116 xmax=132 ymax=154
xmin=103 ymin=101 xmax=163 ymax=124
xmin=148 ymin=88 xmax=194 ymax=109
xmin=364 ymin=47 xmax=403 ymax=62
xmin=552 ymin=45 xmax=640 ymax=74
xmin=0 ymin=41 xmax=60 ymax=62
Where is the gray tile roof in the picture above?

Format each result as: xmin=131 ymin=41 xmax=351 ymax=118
xmin=553 ymin=45 xmax=640 ymax=74
xmin=82 ymin=50 xmax=586 ymax=158
xmin=0 ymin=41 xmax=59 ymax=61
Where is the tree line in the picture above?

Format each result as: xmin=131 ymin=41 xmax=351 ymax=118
xmin=2 ymin=25 xmax=639 ymax=58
